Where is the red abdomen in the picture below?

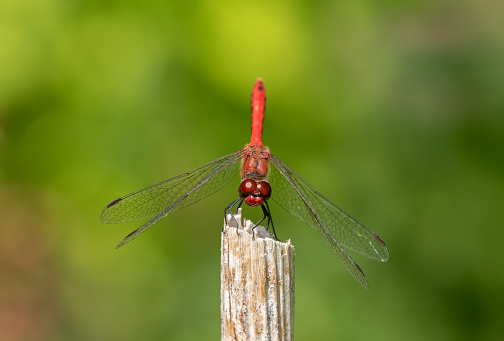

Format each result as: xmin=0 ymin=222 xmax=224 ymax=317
xmin=250 ymin=78 xmax=266 ymax=146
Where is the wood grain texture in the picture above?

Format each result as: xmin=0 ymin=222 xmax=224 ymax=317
xmin=221 ymin=211 xmax=295 ymax=341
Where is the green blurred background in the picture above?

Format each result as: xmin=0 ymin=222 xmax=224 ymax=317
xmin=1 ymin=0 xmax=503 ymax=340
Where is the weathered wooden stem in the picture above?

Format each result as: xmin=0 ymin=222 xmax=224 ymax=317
xmin=221 ymin=209 xmax=295 ymax=341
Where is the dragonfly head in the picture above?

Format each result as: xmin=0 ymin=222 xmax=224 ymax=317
xmin=239 ymin=179 xmax=271 ymax=207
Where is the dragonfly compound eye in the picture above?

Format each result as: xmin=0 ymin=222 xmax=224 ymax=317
xmin=239 ymin=179 xmax=257 ymax=198
xmin=257 ymin=181 xmax=271 ymax=200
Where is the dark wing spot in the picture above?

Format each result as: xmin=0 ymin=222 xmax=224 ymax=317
xmin=354 ymin=262 xmax=364 ymax=276
xmin=125 ymin=230 xmax=136 ymax=238
xmin=107 ymin=198 xmax=122 ymax=207
xmin=373 ymin=234 xmax=387 ymax=246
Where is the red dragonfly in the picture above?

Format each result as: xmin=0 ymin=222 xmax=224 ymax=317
xmin=101 ymin=79 xmax=389 ymax=288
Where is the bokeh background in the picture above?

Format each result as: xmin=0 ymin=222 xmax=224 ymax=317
xmin=1 ymin=0 xmax=503 ymax=340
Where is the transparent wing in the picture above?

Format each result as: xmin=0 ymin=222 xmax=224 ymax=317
xmin=269 ymin=155 xmax=389 ymax=288
xmin=100 ymin=149 xmax=245 ymax=248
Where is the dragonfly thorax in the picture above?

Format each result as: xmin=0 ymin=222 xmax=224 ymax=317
xmin=241 ymin=145 xmax=270 ymax=180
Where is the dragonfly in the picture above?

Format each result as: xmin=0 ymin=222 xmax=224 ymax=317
xmin=101 ymin=78 xmax=389 ymax=288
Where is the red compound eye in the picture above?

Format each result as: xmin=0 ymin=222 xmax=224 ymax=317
xmin=257 ymin=181 xmax=271 ymax=200
xmin=239 ymin=179 xmax=257 ymax=198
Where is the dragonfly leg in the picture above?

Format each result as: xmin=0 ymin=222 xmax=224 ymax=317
xmin=263 ymin=201 xmax=278 ymax=240
xmin=253 ymin=202 xmax=278 ymax=240
xmin=235 ymin=199 xmax=244 ymax=215
xmin=251 ymin=208 xmax=267 ymax=239
xmin=224 ymin=197 xmax=243 ymax=231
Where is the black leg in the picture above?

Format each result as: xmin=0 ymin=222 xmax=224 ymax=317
xmin=224 ymin=197 xmax=243 ymax=229
xmin=251 ymin=202 xmax=278 ymax=240
xmin=263 ymin=201 xmax=278 ymax=240
xmin=255 ymin=206 xmax=267 ymax=227
xmin=235 ymin=199 xmax=244 ymax=215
